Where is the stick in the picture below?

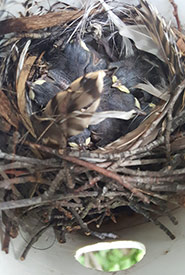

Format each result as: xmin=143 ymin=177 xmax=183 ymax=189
xmin=0 ymin=9 xmax=84 ymax=35
xmin=20 ymin=223 xmax=51 ymax=260
xmin=61 ymin=155 xmax=149 ymax=203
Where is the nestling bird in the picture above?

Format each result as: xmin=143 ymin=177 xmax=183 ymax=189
xmin=89 ymin=81 xmax=146 ymax=147
xmin=68 ymin=73 xmax=148 ymax=148
xmin=29 ymin=39 xmax=107 ymax=110
xmin=31 ymin=70 xmax=106 ymax=148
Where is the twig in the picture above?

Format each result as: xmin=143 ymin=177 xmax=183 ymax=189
xmin=169 ymin=0 xmax=181 ymax=31
xmin=0 ymin=191 xmax=98 ymax=210
xmin=63 ymin=161 xmax=75 ymax=189
xmin=119 ymin=158 xmax=166 ymax=167
xmin=0 ymin=162 xmax=35 ymax=172
xmin=20 ymin=223 xmax=51 ymax=260
xmin=165 ymin=80 xmax=185 ymax=160
xmin=68 ymin=106 xmax=185 ymax=162
xmin=165 ymin=108 xmax=172 ymax=161
xmin=61 ymin=155 xmax=149 ymax=203
xmin=96 ymin=212 xmax=107 ymax=228
xmin=70 ymin=207 xmax=117 ymax=240
xmin=1 ymin=212 xmax=19 ymax=253
xmin=0 ymin=149 xmax=59 ymax=167
xmin=2 ymin=229 xmax=10 ymax=254
xmin=67 ymin=136 xmax=165 ymax=161
xmin=81 ymin=202 xmax=94 ymax=219
xmin=43 ymin=168 xmax=65 ymax=199
xmin=69 ymin=208 xmax=90 ymax=233
xmin=120 ymin=167 xmax=185 ymax=178
xmin=129 ymin=201 xmax=175 ymax=240
xmin=0 ymin=175 xmax=47 ymax=189
xmin=27 ymin=143 xmax=149 ymax=203
xmin=74 ymin=175 xmax=102 ymax=192
xmin=172 ymin=109 xmax=185 ymax=131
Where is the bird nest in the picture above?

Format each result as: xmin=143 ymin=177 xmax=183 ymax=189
xmin=0 ymin=0 xmax=185 ymax=259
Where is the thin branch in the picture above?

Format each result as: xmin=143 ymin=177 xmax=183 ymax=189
xmin=0 ymin=191 xmax=98 ymax=210
xmin=27 ymin=143 xmax=149 ymax=203
xmin=169 ymin=0 xmax=181 ymax=31
xmin=0 ymin=149 xmax=59 ymax=167
xmin=60 ymin=155 xmax=149 ymax=203
xmin=20 ymin=223 xmax=51 ymax=260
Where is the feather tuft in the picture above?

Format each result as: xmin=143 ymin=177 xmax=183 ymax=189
xmin=32 ymin=70 xmax=106 ymax=148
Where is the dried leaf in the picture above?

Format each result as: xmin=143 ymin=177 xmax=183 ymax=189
xmin=120 ymin=24 xmax=162 ymax=60
xmin=16 ymin=40 xmax=31 ymax=83
xmin=90 ymin=110 xmax=139 ymax=125
xmin=101 ymin=102 xmax=167 ymax=153
xmin=99 ymin=0 xmax=161 ymax=58
xmin=177 ymin=37 xmax=185 ymax=55
xmin=100 ymin=0 xmax=184 ymax=82
xmin=99 ymin=0 xmax=134 ymax=56
xmin=136 ymin=0 xmax=184 ymax=82
xmin=16 ymin=55 xmax=37 ymax=137
xmin=0 ymin=90 xmax=19 ymax=128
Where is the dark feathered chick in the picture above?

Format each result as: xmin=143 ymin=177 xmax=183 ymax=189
xmin=28 ymin=79 xmax=62 ymax=108
xmin=29 ymin=39 xmax=107 ymax=111
xmin=89 ymin=83 xmax=145 ymax=147
xmin=47 ymin=38 xmax=107 ymax=83
xmin=109 ymin=52 xmax=167 ymax=103
xmin=68 ymin=73 xmax=147 ymax=148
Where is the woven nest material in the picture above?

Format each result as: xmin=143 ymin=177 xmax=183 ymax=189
xmin=0 ymin=0 xmax=185 ymax=259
